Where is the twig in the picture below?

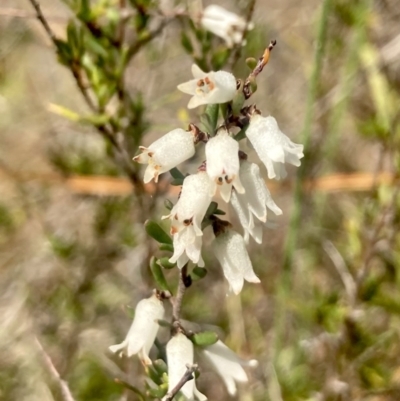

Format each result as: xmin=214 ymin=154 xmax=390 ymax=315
xmin=229 ymin=0 xmax=257 ymax=69
xmin=323 ymin=240 xmax=356 ymax=305
xmin=27 ymin=0 xmax=58 ymax=44
xmin=162 ymin=364 xmax=198 ymax=401
xmin=172 ymin=265 xmax=189 ymax=323
xmin=26 ymin=0 xmax=146 ymax=209
xmin=34 ymin=336 xmax=77 ymax=401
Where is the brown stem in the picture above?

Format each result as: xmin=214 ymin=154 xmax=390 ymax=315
xmin=172 ymin=265 xmax=189 ymax=323
xmin=229 ymin=0 xmax=257 ymax=69
xmin=162 ymin=364 xmax=198 ymax=401
xmin=34 ymin=336 xmax=77 ymax=401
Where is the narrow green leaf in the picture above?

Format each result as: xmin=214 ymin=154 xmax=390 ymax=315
xmin=204 ymin=104 xmax=219 ymax=135
xmin=157 ymin=319 xmax=173 ymax=328
xmin=78 ymin=0 xmax=91 ymax=22
xmin=181 ymin=31 xmax=193 ymax=54
xmin=170 ymin=167 xmax=185 ymax=180
xmin=164 ymin=199 xmax=174 ymax=211
xmin=171 ymin=178 xmax=184 ymax=186
xmin=246 ymin=57 xmax=257 ymax=70
xmin=190 ymin=331 xmax=218 ymax=347
xmin=145 ymin=365 xmax=163 ymax=386
xmin=153 ymin=359 xmax=168 ymax=375
xmin=150 ymin=257 xmax=170 ymax=292
xmin=213 ymin=209 xmax=226 ymax=215
xmin=157 ymin=257 xmax=176 ymax=269
xmin=211 ymin=48 xmax=230 ymax=70
xmin=205 ymin=201 xmax=218 ymax=217
xmin=147 ymin=383 xmax=168 ymax=398
xmin=145 ymin=220 xmax=172 ymax=244
xmin=191 ymin=267 xmax=207 ymax=281
xmin=159 ymin=243 xmax=174 ymax=253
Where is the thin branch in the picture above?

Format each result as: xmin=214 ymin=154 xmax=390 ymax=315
xmin=229 ymin=0 xmax=257 ymax=69
xmin=323 ymin=240 xmax=356 ymax=305
xmin=162 ymin=364 xmax=198 ymax=401
xmin=27 ymin=0 xmax=58 ymax=44
xmin=172 ymin=265 xmax=189 ymax=323
xmin=34 ymin=336 xmax=77 ymax=401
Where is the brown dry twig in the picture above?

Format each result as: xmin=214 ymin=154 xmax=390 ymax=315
xmin=34 ymin=336 xmax=76 ymax=401
xmin=162 ymin=364 xmax=198 ymax=401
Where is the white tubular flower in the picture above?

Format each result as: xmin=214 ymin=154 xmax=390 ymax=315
xmin=165 ymin=333 xmax=207 ymax=401
xmin=177 ymin=64 xmax=236 ymax=109
xmin=166 ymin=172 xmax=213 ymax=237
xmin=170 ymin=229 xmax=204 ymax=269
xmin=201 ymin=5 xmax=254 ymax=48
xmin=202 ymin=340 xmax=258 ymax=396
xmin=133 ymin=128 xmax=195 ymax=183
xmin=246 ymin=115 xmax=304 ymax=180
xmin=206 ymin=129 xmax=244 ymax=202
xmin=109 ymin=293 xmax=164 ymax=365
xmin=212 ymin=228 xmax=260 ymax=294
xmin=163 ymin=171 xmax=212 ymax=268
xmin=231 ymin=161 xmax=282 ymax=243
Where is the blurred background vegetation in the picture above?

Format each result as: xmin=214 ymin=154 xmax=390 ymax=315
xmin=1 ymin=0 xmax=400 ymax=400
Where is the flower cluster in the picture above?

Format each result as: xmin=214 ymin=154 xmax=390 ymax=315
xmin=111 ymin=27 xmax=304 ymax=401
xmin=134 ymin=64 xmax=303 ymax=295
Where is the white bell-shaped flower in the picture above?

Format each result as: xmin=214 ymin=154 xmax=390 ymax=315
xmin=231 ymin=161 xmax=282 ymax=243
xmin=109 ymin=293 xmax=164 ymax=365
xmin=165 ymin=172 xmax=213 ymax=237
xmin=206 ymin=129 xmax=244 ymax=202
xmin=169 ymin=228 xmax=204 ymax=269
xmin=177 ymin=64 xmax=236 ymax=109
xmin=133 ymin=128 xmax=195 ymax=183
xmin=165 ymin=332 xmax=207 ymax=401
xmin=212 ymin=228 xmax=260 ymax=294
xmin=202 ymin=340 xmax=258 ymax=396
xmin=201 ymin=5 xmax=254 ymax=48
xmin=246 ymin=115 xmax=304 ymax=180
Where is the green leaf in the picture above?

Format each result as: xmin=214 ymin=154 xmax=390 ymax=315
xmin=211 ymin=48 xmax=230 ymax=70
xmin=171 ymin=178 xmax=184 ymax=186
xmin=191 ymin=267 xmax=207 ymax=281
xmin=157 ymin=257 xmax=176 ymax=269
xmin=145 ymin=365 xmax=163 ymax=386
xmin=145 ymin=220 xmax=172 ymax=244
xmin=246 ymin=57 xmax=257 ymax=70
xmin=181 ymin=31 xmax=194 ymax=54
xmin=234 ymin=124 xmax=249 ymax=141
xmin=153 ymin=359 xmax=168 ymax=375
xmin=164 ymin=199 xmax=174 ymax=211
xmin=205 ymin=201 xmax=218 ymax=217
xmin=231 ymin=82 xmax=245 ymax=115
xmin=170 ymin=167 xmax=185 ymax=180
xmin=159 ymin=243 xmax=174 ymax=253
xmin=204 ymin=104 xmax=219 ymax=135
xmin=78 ymin=0 xmax=91 ymax=22
xmin=55 ymin=39 xmax=73 ymax=65
xmin=214 ymin=209 xmax=226 ymax=215
xmin=150 ymin=257 xmax=170 ymax=292
xmin=190 ymin=331 xmax=218 ymax=347
xmin=157 ymin=319 xmax=173 ymax=328
xmin=147 ymin=383 xmax=168 ymax=398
